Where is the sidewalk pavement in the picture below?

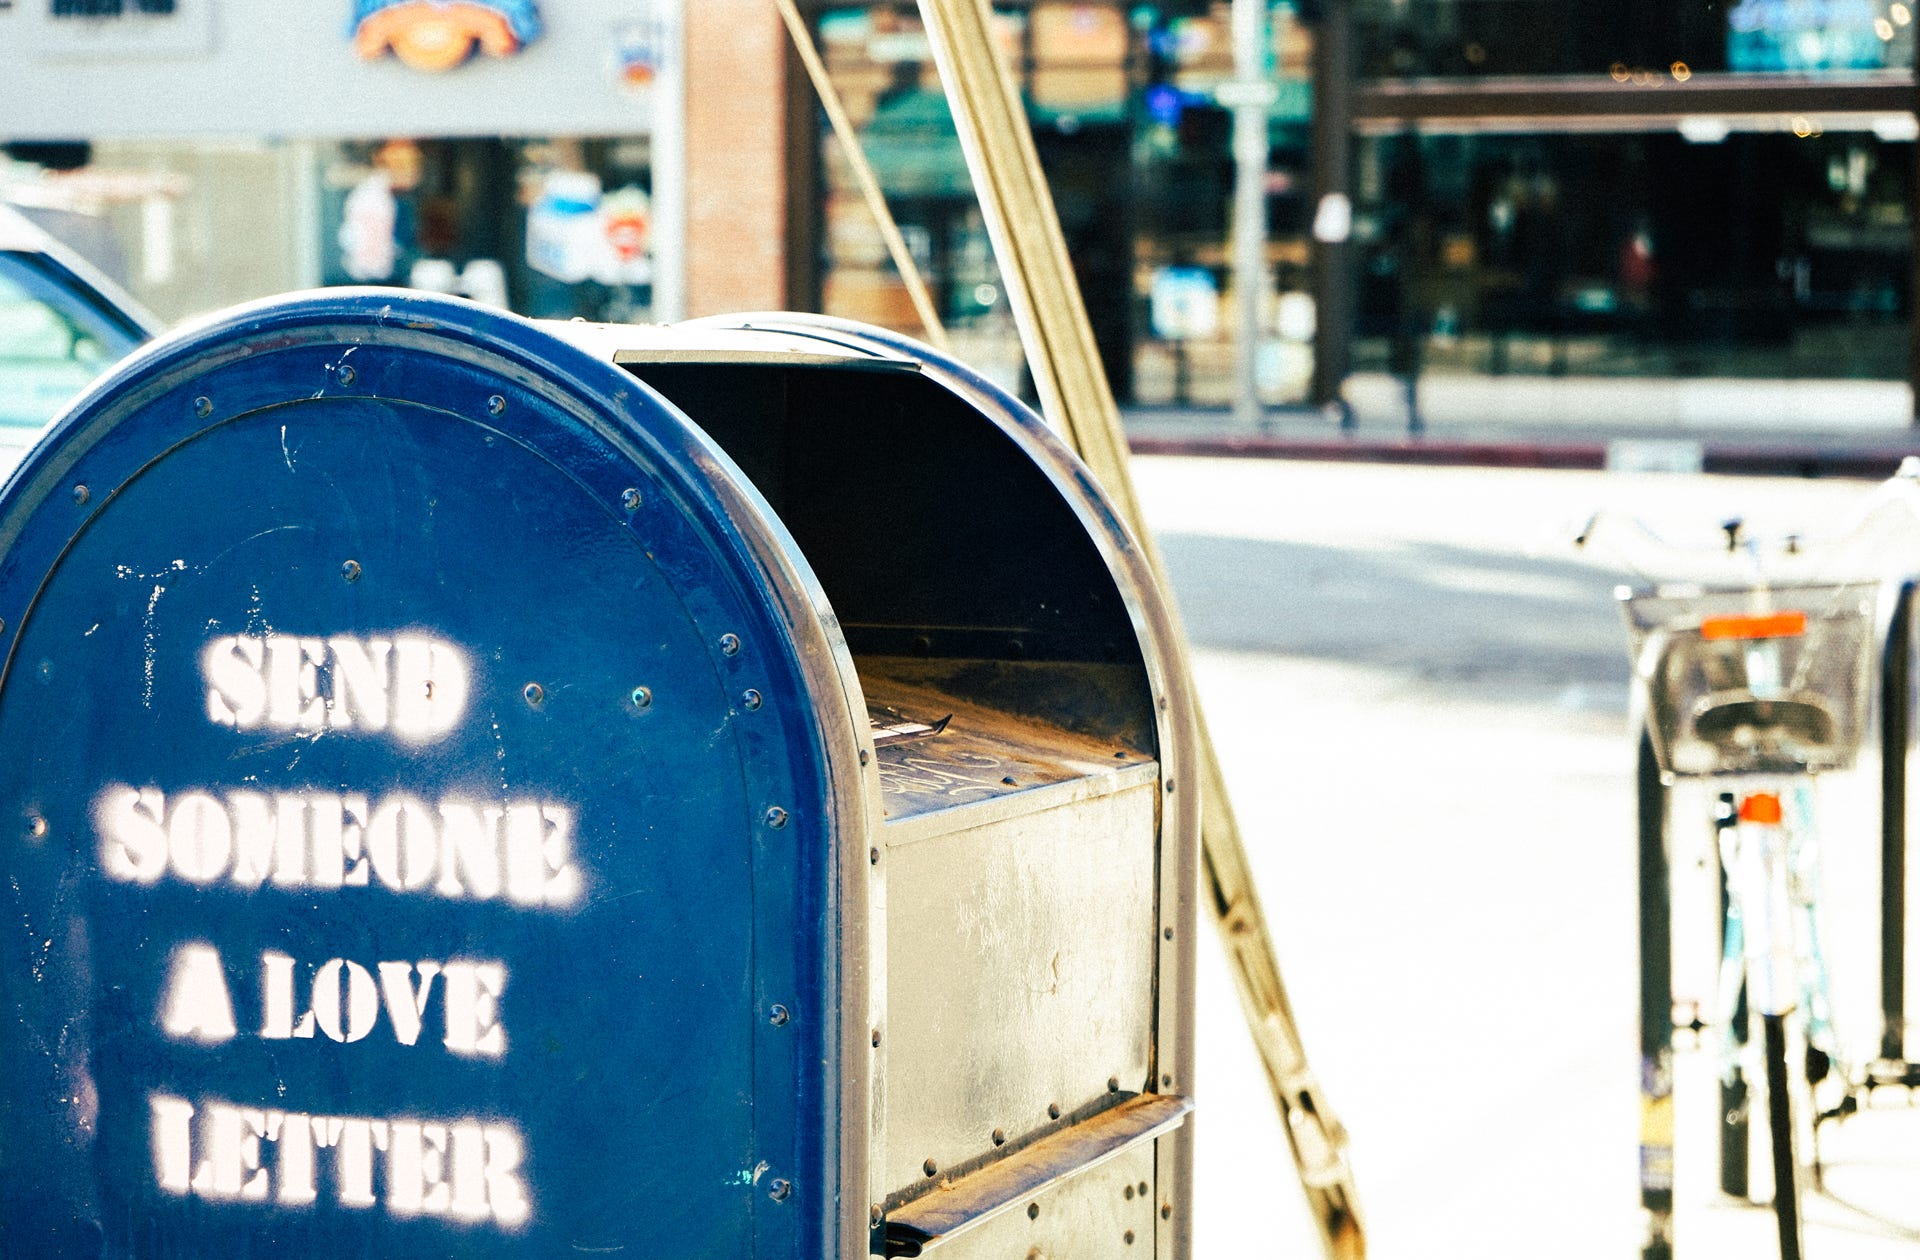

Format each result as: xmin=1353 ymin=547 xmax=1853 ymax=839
xmin=1124 ymin=372 xmax=1920 ymax=478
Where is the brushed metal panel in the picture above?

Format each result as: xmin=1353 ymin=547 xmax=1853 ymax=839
xmin=882 ymin=780 xmax=1157 ymax=1198
xmin=913 ymin=1139 xmax=1160 ymax=1259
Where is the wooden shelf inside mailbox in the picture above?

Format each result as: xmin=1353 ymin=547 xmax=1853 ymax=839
xmin=860 ymin=658 xmax=1157 ymax=839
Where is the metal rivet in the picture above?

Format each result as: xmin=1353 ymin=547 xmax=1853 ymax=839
xmin=1027 ymin=1203 xmax=1040 ymax=1221
xmin=1161 ymin=1204 xmax=1172 ymax=1220
xmin=1108 ymin=1077 xmax=1120 ymax=1093
xmin=870 ymin=1206 xmax=882 ymax=1226
xmin=1002 ymin=775 xmax=1016 ymax=786
xmin=631 ymin=685 xmax=652 ymax=708
xmin=341 ymin=559 xmax=362 ymax=583
xmin=769 ymin=1004 xmax=790 ymax=1026
xmin=1161 ymin=1075 xmax=1173 ymax=1088
xmin=337 ymin=364 xmax=357 ymax=387
xmin=27 ymin=815 xmax=47 ymax=840
xmin=1164 ymin=780 xmax=1175 ymax=794
xmin=486 ymin=394 xmax=506 ymax=416
xmin=869 ymin=848 xmax=879 ymax=866
xmin=193 ymin=396 xmax=213 ymax=418
xmin=1124 ymin=1184 xmax=1135 ymax=1200
xmin=1138 ymin=1182 xmax=1148 ymax=1196
xmin=719 ymin=633 xmax=741 ymax=656
xmin=871 ymin=1028 xmax=881 ymax=1048
xmin=71 ymin=484 xmax=89 ymax=506
xmin=742 ymin=689 xmax=763 ymax=711
xmin=1125 ymin=1230 xmax=1136 ymax=1245
xmin=992 ymin=1128 xmax=1006 ymax=1146
xmin=1163 ymin=927 xmax=1174 ymax=940
xmin=923 ymin=1159 xmax=937 ymax=1177
xmin=621 ymin=487 xmax=642 ymax=511
xmin=1047 ymin=1103 xmax=1060 ymax=1120
xmin=768 ymin=1178 xmax=792 ymax=1202
xmin=524 ymin=682 xmax=545 ymax=706
xmin=765 ymin=806 xmax=789 ymax=829
xmin=859 ymin=748 xmax=870 ymax=766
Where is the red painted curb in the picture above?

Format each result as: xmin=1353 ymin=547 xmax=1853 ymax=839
xmin=1126 ymin=434 xmax=1920 ymax=480
xmin=1126 ymin=434 xmax=1608 ymax=470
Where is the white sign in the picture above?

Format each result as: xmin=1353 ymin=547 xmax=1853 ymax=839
xmin=105 ymin=627 xmax=583 ymax=1232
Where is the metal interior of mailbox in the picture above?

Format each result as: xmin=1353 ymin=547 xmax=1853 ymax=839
xmin=0 ymin=293 xmax=1197 ymax=1259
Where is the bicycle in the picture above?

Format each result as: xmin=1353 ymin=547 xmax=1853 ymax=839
xmin=1580 ymin=483 xmax=1920 ymax=1260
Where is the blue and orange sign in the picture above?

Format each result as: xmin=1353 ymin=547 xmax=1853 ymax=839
xmin=351 ymin=0 xmax=541 ymax=72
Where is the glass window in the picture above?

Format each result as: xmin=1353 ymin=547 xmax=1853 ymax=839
xmin=0 ymin=252 xmax=143 ymax=431
xmin=1351 ymin=129 xmax=1912 ymax=382
xmin=1354 ymin=0 xmax=1915 ymax=80
xmin=319 ymin=136 xmax=657 ymax=323
xmin=814 ymin=0 xmax=1318 ymax=406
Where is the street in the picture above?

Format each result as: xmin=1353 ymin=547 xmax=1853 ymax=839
xmin=1135 ymin=457 xmax=1920 ymax=1258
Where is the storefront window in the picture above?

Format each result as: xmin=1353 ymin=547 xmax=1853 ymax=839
xmin=816 ymin=4 xmax=1023 ymax=388
xmin=3 ymin=133 xmax=659 ymax=331
xmin=1132 ymin=1 xmax=1314 ymax=406
xmin=320 ymin=136 xmax=657 ymax=322
xmin=1351 ymin=128 xmax=1912 ymax=382
xmin=814 ymin=0 xmax=1316 ymax=406
xmin=1354 ymin=0 xmax=1916 ymax=80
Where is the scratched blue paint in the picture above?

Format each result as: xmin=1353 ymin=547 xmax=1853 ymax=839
xmin=0 ymin=291 xmax=831 ymax=1258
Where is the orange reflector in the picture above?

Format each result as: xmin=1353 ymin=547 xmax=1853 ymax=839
xmin=1700 ymin=610 xmax=1807 ymax=641
xmin=1739 ymin=793 xmax=1784 ymax=824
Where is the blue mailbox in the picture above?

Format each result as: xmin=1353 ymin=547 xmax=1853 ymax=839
xmin=0 ymin=292 xmax=1197 ymax=1259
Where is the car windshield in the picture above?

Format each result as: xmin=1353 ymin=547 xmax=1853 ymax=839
xmin=0 ymin=251 xmax=145 ymax=433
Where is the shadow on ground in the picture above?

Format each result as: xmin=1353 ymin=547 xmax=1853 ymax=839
xmin=1156 ymin=530 xmax=1630 ymax=702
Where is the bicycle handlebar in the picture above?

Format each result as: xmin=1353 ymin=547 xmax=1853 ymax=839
xmin=1575 ymin=458 xmax=1920 ymax=590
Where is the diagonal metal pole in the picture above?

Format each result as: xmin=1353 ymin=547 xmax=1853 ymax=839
xmin=772 ymin=0 xmax=950 ymax=351
xmin=911 ymin=2 xmax=1365 ymax=1256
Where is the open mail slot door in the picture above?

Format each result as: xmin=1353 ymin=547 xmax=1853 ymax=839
xmin=0 ymin=292 xmax=1197 ymax=1260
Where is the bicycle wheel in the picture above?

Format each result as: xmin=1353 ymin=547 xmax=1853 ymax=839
xmin=1763 ymin=1012 xmax=1807 ymax=1260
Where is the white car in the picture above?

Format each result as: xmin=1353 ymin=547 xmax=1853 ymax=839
xmin=0 ymin=203 xmax=161 ymax=454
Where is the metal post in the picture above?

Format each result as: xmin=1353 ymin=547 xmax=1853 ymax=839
xmin=1882 ymin=579 xmax=1915 ymax=1062
xmin=1909 ymin=71 xmax=1919 ymax=427
xmin=1308 ymin=0 xmax=1353 ymax=426
xmin=650 ymin=0 xmax=688 ymax=323
xmin=1637 ymin=727 xmax=1675 ymax=1260
xmin=1228 ymin=0 xmax=1271 ymax=431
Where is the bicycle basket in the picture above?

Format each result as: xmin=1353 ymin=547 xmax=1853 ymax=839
xmin=1620 ymin=580 xmax=1878 ymax=777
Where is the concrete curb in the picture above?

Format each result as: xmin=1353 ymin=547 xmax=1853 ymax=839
xmin=1125 ymin=433 xmax=1920 ymax=480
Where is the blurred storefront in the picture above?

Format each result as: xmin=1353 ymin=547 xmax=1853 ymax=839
xmin=812 ymin=0 xmax=1318 ymax=404
xmin=1348 ymin=0 xmax=1917 ymax=403
xmin=0 ymin=0 xmax=681 ymax=327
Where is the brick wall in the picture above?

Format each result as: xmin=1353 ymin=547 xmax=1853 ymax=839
xmin=684 ymin=0 xmax=815 ymax=317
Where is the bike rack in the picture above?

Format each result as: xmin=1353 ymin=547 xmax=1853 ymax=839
xmin=1880 ymin=578 xmax=1916 ymax=1069
xmin=1637 ymin=727 xmax=1675 ymax=1260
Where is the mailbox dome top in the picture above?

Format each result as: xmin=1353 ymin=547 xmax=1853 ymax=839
xmin=0 ymin=288 xmax=865 ymax=1260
